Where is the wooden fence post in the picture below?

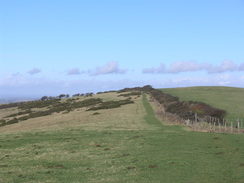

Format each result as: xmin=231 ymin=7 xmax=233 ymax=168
xmin=231 ymin=121 xmax=233 ymax=133
xmin=186 ymin=119 xmax=189 ymax=126
xmin=218 ymin=119 xmax=220 ymax=132
xmin=209 ymin=120 xmax=212 ymax=132
xmin=195 ymin=113 xmax=197 ymax=123
xmin=224 ymin=119 xmax=227 ymax=132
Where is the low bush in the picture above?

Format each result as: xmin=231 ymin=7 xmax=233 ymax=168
xmin=5 ymin=110 xmax=32 ymax=118
xmin=87 ymin=99 xmax=134 ymax=111
xmin=18 ymin=99 xmax=61 ymax=110
xmin=118 ymin=92 xmax=141 ymax=97
xmin=0 ymin=97 xmax=104 ymax=127
xmin=0 ymin=102 xmax=22 ymax=109
xmin=6 ymin=118 xmax=19 ymax=125
xmin=0 ymin=119 xmax=6 ymax=126
xmin=92 ymin=112 xmax=101 ymax=115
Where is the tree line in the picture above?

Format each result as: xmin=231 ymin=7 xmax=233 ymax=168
xmin=40 ymin=93 xmax=94 ymax=101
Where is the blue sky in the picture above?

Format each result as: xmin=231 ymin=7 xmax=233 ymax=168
xmin=1 ymin=0 xmax=244 ymax=98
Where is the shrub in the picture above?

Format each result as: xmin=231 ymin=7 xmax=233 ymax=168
xmin=7 ymin=118 xmax=19 ymax=125
xmin=87 ymin=99 xmax=134 ymax=111
xmin=18 ymin=99 xmax=61 ymax=110
xmin=92 ymin=112 xmax=100 ymax=115
xmin=118 ymin=92 xmax=141 ymax=97
xmin=0 ymin=102 xmax=23 ymax=109
xmin=0 ymin=119 xmax=6 ymax=126
xmin=5 ymin=110 xmax=32 ymax=118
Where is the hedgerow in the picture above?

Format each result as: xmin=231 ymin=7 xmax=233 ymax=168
xmin=139 ymin=85 xmax=226 ymax=120
xmin=116 ymin=85 xmax=226 ymax=121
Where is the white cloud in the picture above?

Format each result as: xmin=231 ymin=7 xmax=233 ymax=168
xmin=67 ymin=68 xmax=85 ymax=75
xmin=0 ymin=74 xmax=28 ymax=86
xmin=168 ymin=61 xmax=209 ymax=73
xmin=92 ymin=61 xmax=127 ymax=75
xmin=28 ymin=68 xmax=41 ymax=75
xmin=142 ymin=61 xmax=209 ymax=74
xmin=207 ymin=60 xmax=237 ymax=74
xmin=239 ymin=63 xmax=244 ymax=71
xmin=0 ymin=73 xmax=142 ymax=98
xmin=156 ymin=73 xmax=239 ymax=88
xmin=142 ymin=63 xmax=166 ymax=74
xmin=1 ymin=65 xmax=244 ymax=99
xmin=142 ymin=60 xmax=243 ymax=74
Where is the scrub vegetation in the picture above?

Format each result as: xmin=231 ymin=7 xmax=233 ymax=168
xmin=0 ymin=87 xmax=243 ymax=183
xmin=161 ymin=86 xmax=244 ymax=120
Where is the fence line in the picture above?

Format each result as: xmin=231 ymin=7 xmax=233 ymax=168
xmin=186 ymin=113 xmax=244 ymax=133
xmin=148 ymin=94 xmax=243 ymax=134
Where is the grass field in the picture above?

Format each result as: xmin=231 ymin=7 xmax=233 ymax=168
xmin=0 ymin=93 xmax=244 ymax=182
xmin=161 ymin=86 xmax=244 ymax=120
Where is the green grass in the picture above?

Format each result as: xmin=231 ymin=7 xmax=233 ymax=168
xmin=142 ymin=94 xmax=162 ymax=127
xmin=0 ymin=93 xmax=244 ymax=183
xmin=161 ymin=86 xmax=244 ymax=120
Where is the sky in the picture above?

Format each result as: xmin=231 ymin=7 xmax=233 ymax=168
xmin=1 ymin=0 xmax=244 ymax=98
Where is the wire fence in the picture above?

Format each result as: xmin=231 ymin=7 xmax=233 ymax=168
xmin=149 ymin=95 xmax=244 ymax=133
xmin=185 ymin=114 xmax=244 ymax=133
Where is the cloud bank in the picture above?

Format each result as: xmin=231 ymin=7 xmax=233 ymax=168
xmin=239 ymin=63 xmax=244 ymax=71
xmin=66 ymin=61 xmax=127 ymax=76
xmin=142 ymin=63 xmax=166 ymax=74
xmin=143 ymin=61 xmax=244 ymax=74
xmin=28 ymin=68 xmax=41 ymax=75
xmin=207 ymin=60 xmax=237 ymax=74
xmin=1 ymin=71 xmax=243 ymax=98
xmin=92 ymin=61 xmax=127 ymax=76
xmin=2 ymin=61 xmax=244 ymax=98
xmin=67 ymin=68 xmax=85 ymax=75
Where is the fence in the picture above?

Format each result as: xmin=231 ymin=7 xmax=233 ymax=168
xmin=186 ymin=113 xmax=244 ymax=133
xmin=149 ymin=95 xmax=244 ymax=133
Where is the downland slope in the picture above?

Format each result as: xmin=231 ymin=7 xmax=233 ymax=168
xmin=161 ymin=86 xmax=244 ymax=120
xmin=0 ymin=92 xmax=153 ymax=133
xmin=0 ymin=88 xmax=243 ymax=183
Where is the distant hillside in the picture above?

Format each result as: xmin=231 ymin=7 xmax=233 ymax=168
xmin=161 ymin=86 xmax=244 ymax=120
xmin=0 ymin=91 xmax=139 ymax=131
xmin=0 ymin=98 xmax=37 ymax=104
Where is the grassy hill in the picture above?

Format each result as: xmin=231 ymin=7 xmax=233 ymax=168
xmin=161 ymin=86 xmax=244 ymax=120
xmin=0 ymin=90 xmax=244 ymax=183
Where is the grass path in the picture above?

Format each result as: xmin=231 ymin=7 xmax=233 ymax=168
xmin=142 ymin=94 xmax=163 ymax=128
xmin=0 ymin=93 xmax=243 ymax=183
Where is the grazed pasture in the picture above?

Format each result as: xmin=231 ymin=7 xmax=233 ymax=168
xmin=0 ymin=92 xmax=243 ymax=183
xmin=161 ymin=86 xmax=244 ymax=120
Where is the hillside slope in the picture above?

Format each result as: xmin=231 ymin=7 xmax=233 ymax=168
xmin=161 ymin=86 xmax=244 ymax=120
xmin=0 ymin=90 xmax=243 ymax=183
xmin=0 ymin=92 xmax=156 ymax=133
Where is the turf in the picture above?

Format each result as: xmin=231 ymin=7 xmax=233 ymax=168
xmin=161 ymin=86 xmax=244 ymax=120
xmin=0 ymin=93 xmax=243 ymax=183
